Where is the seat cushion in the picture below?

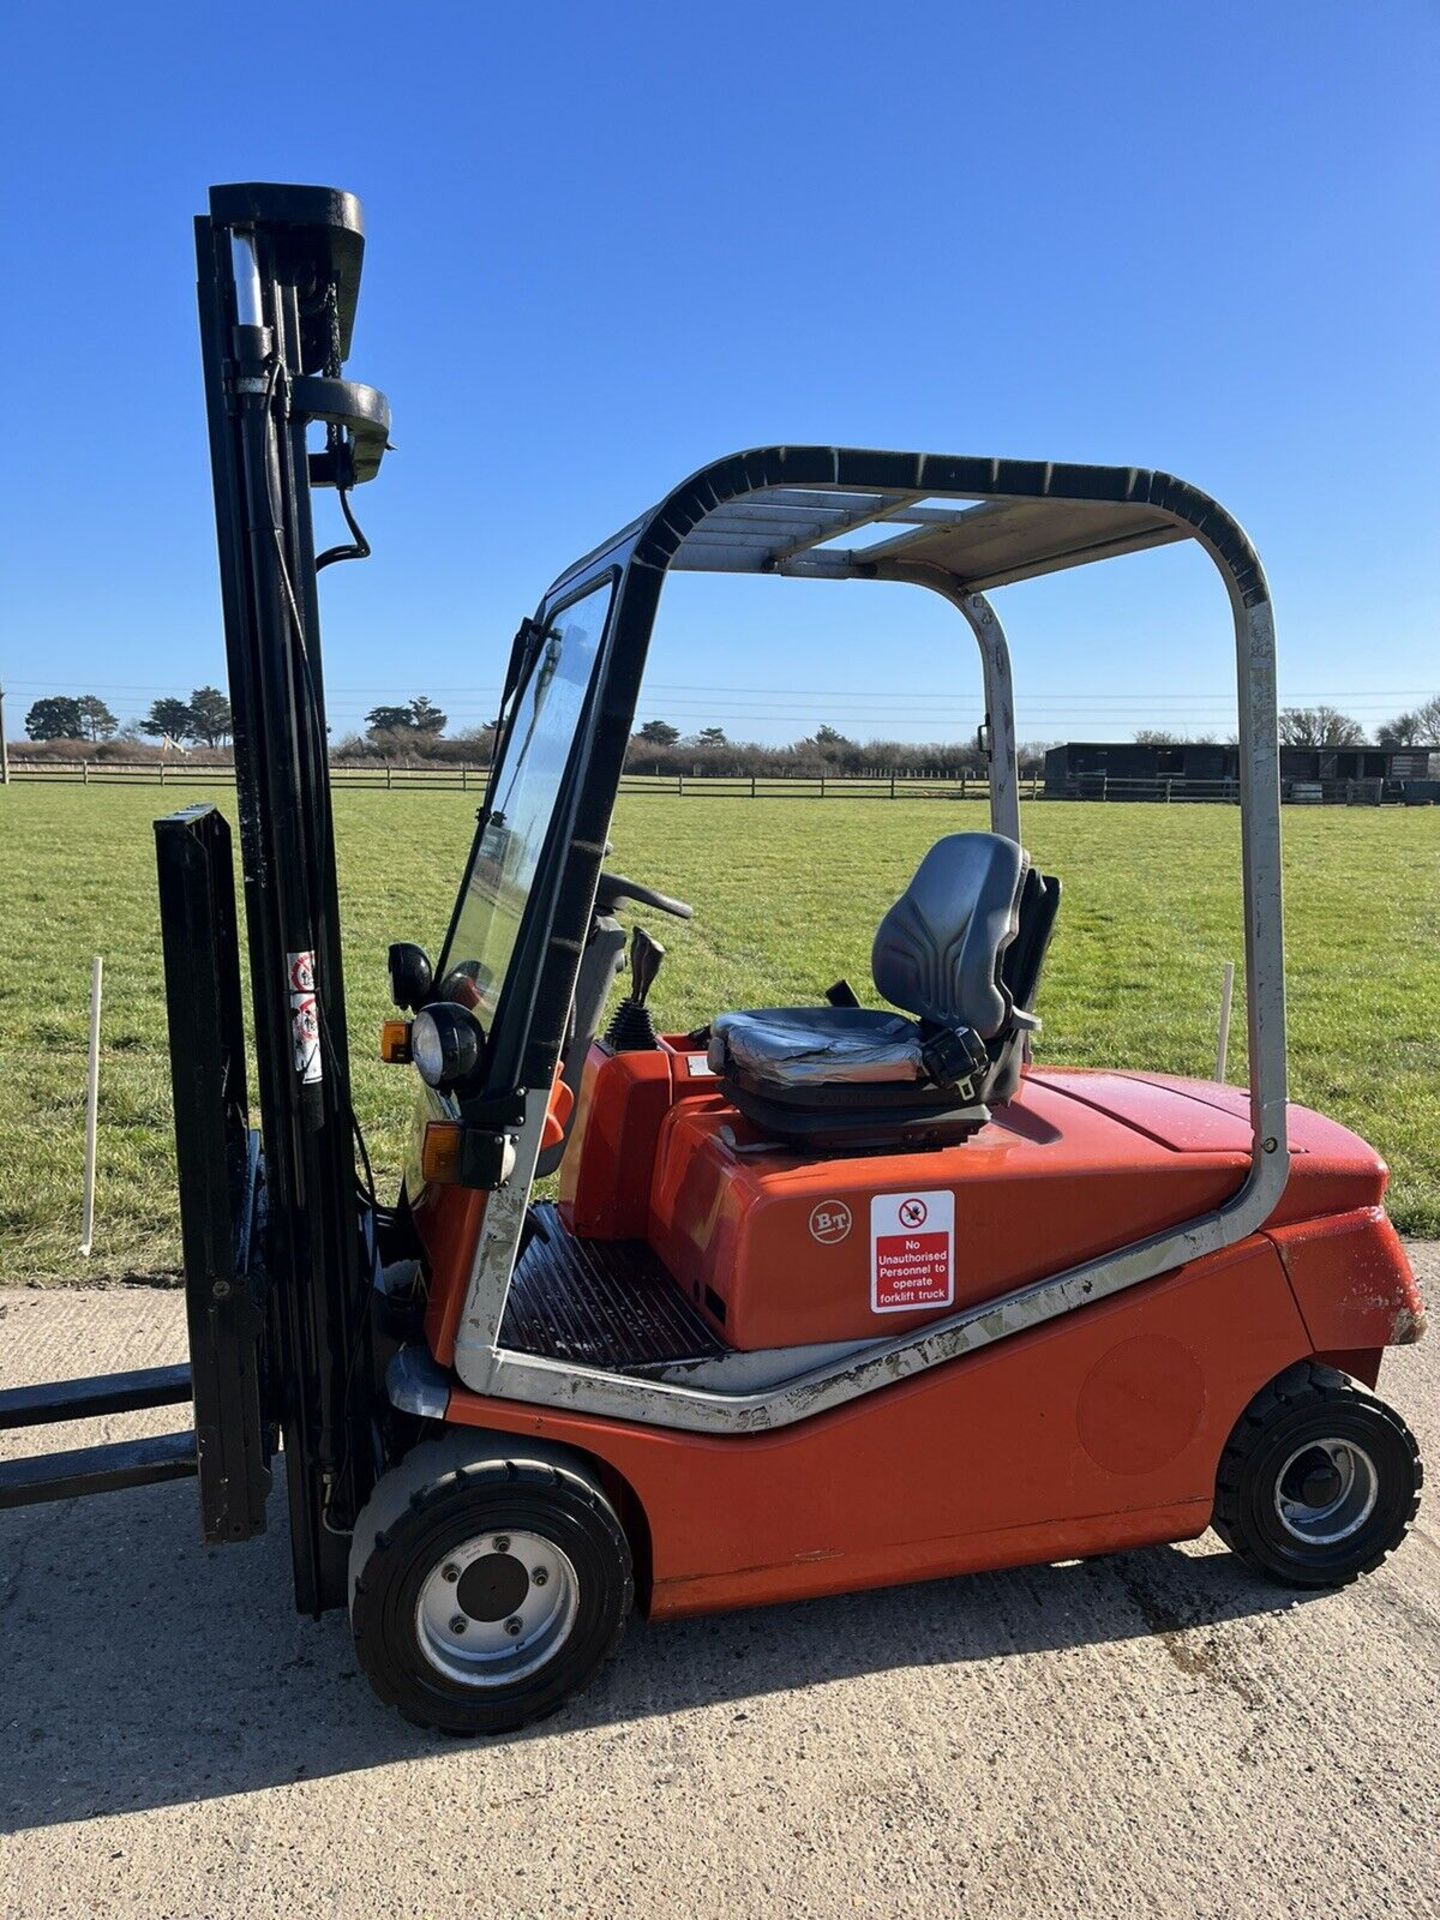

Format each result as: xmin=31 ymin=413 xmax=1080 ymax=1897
xmin=709 ymin=1007 xmax=924 ymax=1089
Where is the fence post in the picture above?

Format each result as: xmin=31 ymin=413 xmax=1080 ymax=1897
xmin=677 ymin=773 xmax=683 ymax=796
xmin=461 ymin=764 xmax=467 ymax=792
xmin=386 ymin=764 xmax=393 ymax=790
xmin=159 ymin=759 xmax=166 ymax=787
xmin=820 ymin=774 xmax=826 ymax=799
xmin=80 ymin=955 xmax=104 ymax=1258
xmin=889 ymin=771 xmax=896 ymax=799
xmin=82 ymin=759 xmax=90 ymax=786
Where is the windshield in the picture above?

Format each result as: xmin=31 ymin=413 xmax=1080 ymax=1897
xmin=437 ymin=579 xmax=612 ymax=1032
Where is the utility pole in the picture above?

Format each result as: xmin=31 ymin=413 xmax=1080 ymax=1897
xmin=0 ymin=683 xmax=10 ymax=784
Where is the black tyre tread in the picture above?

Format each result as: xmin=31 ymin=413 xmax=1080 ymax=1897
xmin=1214 ymin=1361 xmax=1422 ymax=1589
xmin=350 ymin=1446 xmax=633 ymax=1735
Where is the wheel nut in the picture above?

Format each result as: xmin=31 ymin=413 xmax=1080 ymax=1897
xmin=531 ymin=1567 xmax=548 ymax=1587
xmin=441 ymin=1563 xmax=460 ymax=1583
xmin=504 ymin=1616 xmax=523 ymax=1637
xmin=493 ymin=1536 xmax=510 ymax=1553
xmin=450 ymin=1615 xmax=468 ymax=1635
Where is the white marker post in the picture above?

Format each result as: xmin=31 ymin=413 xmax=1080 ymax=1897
xmin=80 ymin=955 xmax=104 ymax=1258
xmin=1215 ymin=959 xmax=1235 ymax=1084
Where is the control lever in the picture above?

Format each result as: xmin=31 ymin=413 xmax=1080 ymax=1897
xmin=603 ymin=926 xmax=666 ymax=1052
xmin=629 ymin=927 xmax=665 ymax=1006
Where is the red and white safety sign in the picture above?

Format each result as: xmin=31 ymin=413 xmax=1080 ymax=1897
xmin=287 ymin=949 xmax=323 ymax=1086
xmin=870 ymin=1189 xmax=954 ymax=1313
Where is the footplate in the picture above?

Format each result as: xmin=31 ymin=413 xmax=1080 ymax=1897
xmin=500 ymin=1205 xmax=725 ymax=1375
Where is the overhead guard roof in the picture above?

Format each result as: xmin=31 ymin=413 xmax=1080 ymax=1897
xmin=668 ymin=485 xmax=1188 ymax=589
xmin=544 ymin=449 xmax=1265 ymax=611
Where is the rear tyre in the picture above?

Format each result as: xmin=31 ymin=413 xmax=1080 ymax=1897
xmin=1213 ymin=1362 xmax=1422 ymax=1589
xmin=349 ymin=1435 xmax=633 ymax=1734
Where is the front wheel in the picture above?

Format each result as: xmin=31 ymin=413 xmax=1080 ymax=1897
xmin=349 ymin=1436 xmax=633 ymax=1734
xmin=1213 ymin=1361 xmax=1422 ymax=1589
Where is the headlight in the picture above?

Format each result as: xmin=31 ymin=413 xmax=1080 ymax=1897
xmin=410 ymin=1001 xmax=485 ymax=1091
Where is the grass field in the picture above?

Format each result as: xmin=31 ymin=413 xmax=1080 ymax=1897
xmin=0 ymin=785 xmax=1436 ymax=1284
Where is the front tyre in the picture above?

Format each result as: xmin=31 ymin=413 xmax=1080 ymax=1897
xmin=349 ymin=1436 xmax=633 ymax=1734
xmin=1213 ymin=1362 xmax=1422 ymax=1589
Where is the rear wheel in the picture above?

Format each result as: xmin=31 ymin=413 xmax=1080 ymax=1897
xmin=1213 ymin=1362 xmax=1422 ymax=1588
xmin=349 ymin=1436 xmax=633 ymax=1733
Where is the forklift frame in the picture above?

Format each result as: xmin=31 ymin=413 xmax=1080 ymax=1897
xmin=428 ymin=450 xmax=1288 ymax=1434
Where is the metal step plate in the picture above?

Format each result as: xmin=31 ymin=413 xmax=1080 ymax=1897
xmin=500 ymin=1204 xmax=725 ymax=1376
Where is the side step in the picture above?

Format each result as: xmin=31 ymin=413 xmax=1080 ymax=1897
xmin=0 ymin=1363 xmax=192 ymax=1431
xmin=0 ymin=1430 xmax=198 ymax=1509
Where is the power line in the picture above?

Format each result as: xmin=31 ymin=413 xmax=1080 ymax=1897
xmin=2 ymin=676 xmax=1433 ymax=700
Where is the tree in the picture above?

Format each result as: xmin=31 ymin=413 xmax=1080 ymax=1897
xmin=1277 ymin=706 xmax=1366 ymax=747
xmin=74 ymin=695 xmax=119 ymax=741
xmin=409 ymin=695 xmax=447 ymax=735
xmin=1377 ymin=694 xmax=1440 ymax=745
xmin=143 ymin=697 xmax=196 ymax=742
xmin=365 ymin=697 xmax=447 ymax=740
xmin=696 ymin=726 xmax=728 ymax=747
xmin=637 ymin=719 xmax=680 ymax=746
xmin=1133 ymin=729 xmax=1181 ymax=745
xmin=451 ymin=722 xmax=497 ymax=761
xmin=25 ymin=695 xmax=84 ymax=741
xmin=185 ymin=685 xmax=233 ymax=747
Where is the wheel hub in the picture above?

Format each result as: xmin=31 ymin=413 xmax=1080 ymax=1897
xmin=456 ymin=1552 xmax=530 ymax=1623
xmin=1274 ymin=1438 xmax=1379 ymax=1547
xmin=416 ymin=1530 xmax=580 ymax=1688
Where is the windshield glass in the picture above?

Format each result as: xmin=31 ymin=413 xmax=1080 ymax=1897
xmin=437 ymin=579 xmax=612 ymax=1032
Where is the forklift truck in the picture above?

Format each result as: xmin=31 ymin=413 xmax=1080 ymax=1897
xmin=0 ymin=184 xmax=1425 ymax=1734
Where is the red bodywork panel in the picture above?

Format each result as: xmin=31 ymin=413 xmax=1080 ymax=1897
xmin=560 ymin=1043 xmax=1391 ymax=1352
xmin=446 ymin=1233 xmax=1311 ymax=1617
xmin=418 ymin=1040 xmax=1421 ymax=1617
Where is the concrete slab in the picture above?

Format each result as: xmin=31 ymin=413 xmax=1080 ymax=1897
xmin=1 ymin=1251 xmax=1437 ymax=1918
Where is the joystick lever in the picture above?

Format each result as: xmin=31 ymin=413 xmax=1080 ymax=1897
xmin=629 ymin=926 xmax=665 ymax=1006
xmin=603 ymin=926 xmax=666 ymax=1052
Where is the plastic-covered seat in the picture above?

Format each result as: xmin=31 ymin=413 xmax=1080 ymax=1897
xmin=713 ymin=1006 xmax=927 ymax=1085
xmin=708 ymin=832 xmax=1059 ymax=1147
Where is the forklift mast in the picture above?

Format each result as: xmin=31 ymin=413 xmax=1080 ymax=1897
xmin=187 ymin=185 xmax=391 ymax=1611
xmin=0 ymin=186 xmax=391 ymax=1610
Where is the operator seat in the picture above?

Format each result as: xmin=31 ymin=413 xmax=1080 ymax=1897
xmin=708 ymin=832 xmax=1060 ymax=1148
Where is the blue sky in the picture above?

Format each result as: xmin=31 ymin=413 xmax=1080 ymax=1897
xmin=2 ymin=2 xmax=1436 ymax=745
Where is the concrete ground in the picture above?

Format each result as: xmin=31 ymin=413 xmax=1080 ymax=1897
xmin=1 ymin=1253 xmax=1437 ymax=1920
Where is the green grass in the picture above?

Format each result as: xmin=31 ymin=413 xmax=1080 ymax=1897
xmin=0 ymin=785 xmax=1436 ymax=1284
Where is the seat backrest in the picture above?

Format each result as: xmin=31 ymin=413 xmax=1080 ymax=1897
xmin=1000 ymin=867 xmax=1061 ymax=1015
xmin=986 ymin=866 xmax=1062 ymax=1103
xmin=871 ymin=833 xmax=1028 ymax=1039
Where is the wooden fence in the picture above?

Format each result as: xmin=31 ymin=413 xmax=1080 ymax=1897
xmin=6 ymin=760 xmax=1044 ymax=802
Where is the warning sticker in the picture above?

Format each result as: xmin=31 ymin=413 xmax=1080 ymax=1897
xmin=287 ymin=949 xmax=323 ymax=1085
xmin=870 ymin=1190 xmax=954 ymax=1314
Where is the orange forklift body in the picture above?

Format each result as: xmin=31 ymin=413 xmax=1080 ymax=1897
xmin=442 ymin=1208 xmax=1415 ymax=1619
xmin=557 ymin=1041 xmax=1394 ymax=1351
xmin=416 ymin=1046 xmax=1421 ymax=1618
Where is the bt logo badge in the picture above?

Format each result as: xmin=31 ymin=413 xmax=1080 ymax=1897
xmin=808 ymin=1201 xmax=853 ymax=1245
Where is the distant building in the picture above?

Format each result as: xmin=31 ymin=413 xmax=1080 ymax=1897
xmin=1043 ymin=742 xmax=1438 ymax=803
